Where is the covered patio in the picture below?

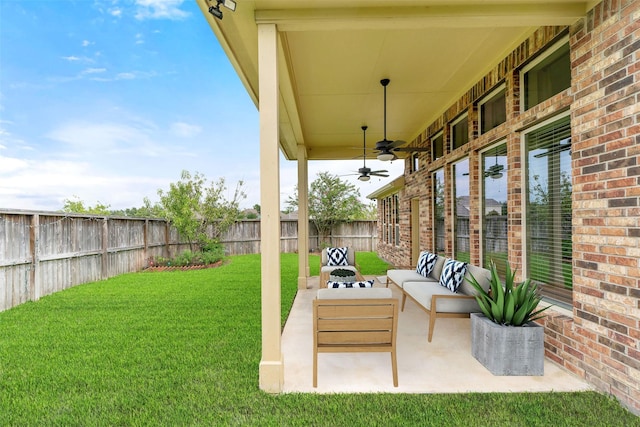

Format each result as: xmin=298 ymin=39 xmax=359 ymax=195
xmin=196 ymin=0 xmax=589 ymax=393
xmin=281 ymin=275 xmax=591 ymax=393
xmin=195 ymin=1 xmax=640 ymax=414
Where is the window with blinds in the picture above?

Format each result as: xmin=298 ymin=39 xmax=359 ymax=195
xmin=522 ymin=36 xmax=570 ymax=111
xmin=432 ymin=132 xmax=444 ymax=161
xmin=482 ymin=143 xmax=508 ymax=277
xmin=433 ymin=169 xmax=445 ymax=255
xmin=394 ymin=194 xmax=400 ymax=246
xmin=451 ymin=114 xmax=469 ymax=150
xmin=453 ymin=158 xmax=470 ymax=262
xmin=479 ymin=85 xmax=506 ymax=134
xmin=525 ymin=114 xmax=572 ymax=305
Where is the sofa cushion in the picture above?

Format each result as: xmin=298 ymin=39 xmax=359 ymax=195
xmin=439 ymin=259 xmax=467 ymax=292
xmin=387 ymin=269 xmax=436 ymax=288
xmin=326 ymin=280 xmax=375 ymax=288
xmin=326 ymin=247 xmax=349 ymax=266
xmin=321 ymin=265 xmax=358 ymax=274
xmin=459 ymin=264 xmax=492 ymax=296
xmin=416 ymin=251 xmax=438 ymax=277
xmin=430 ymin=256 xmax=446 ymax=280
xmin=318 ymin=287 xmax=392 ymax=300
xmin=404 ymin=281 xmax=482 ymax=313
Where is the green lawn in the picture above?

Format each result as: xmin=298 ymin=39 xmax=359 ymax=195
xmin=0 ymin=253 xmax=636 ymax=426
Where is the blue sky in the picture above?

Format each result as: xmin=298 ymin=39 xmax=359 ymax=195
xmin=0 ymin=0 xmax=403 ymax=212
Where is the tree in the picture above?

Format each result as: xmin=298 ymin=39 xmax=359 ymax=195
xmin=156 ymin=170 xmax=246 ymax=251
xmin=286 ymin=171 xmax=367 ymax=246
xmin=61 ymin=196 xmax=111 ymax=215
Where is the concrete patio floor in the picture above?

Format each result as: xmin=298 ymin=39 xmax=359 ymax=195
xmin=281 ymin=275 xmax=592 ymax=394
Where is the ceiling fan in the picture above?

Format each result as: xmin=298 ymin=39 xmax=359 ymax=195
xmin=485 ymin=149 xmax=505 ymax=179
xmin=375 ymin=78 xmax=429 ymax=161
xmin=351 ymin=125 xmax=389 ymax=181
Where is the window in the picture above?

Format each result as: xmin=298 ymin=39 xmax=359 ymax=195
xmin=382 ymin=194 xmax=400 ymax=246
xmin=394 ymin=194 xmax=400 ymax=246
xmin=453 ymin=158 xmax=470 ymax=263
xmin=432 ymin=131 xmax=444 ymax=161
xmin=479 ymin=84 xmax=506 ymax=134
xmin=450 ymin=113 xmax=468 ymax=150
xmin=482 ymin=143 xmax=508 ymax=277
xmin=382 ymin=198 xmax=388 ymax=243
xmin=522 ymin=36 xmax=570 ymax=111
xmin=433 ymin=169 xmax=445 ymax=255
xmin=411 ymin=152 xmax=420 ymax=173
xmin=525 ymin=114 xmax=572 ymax=305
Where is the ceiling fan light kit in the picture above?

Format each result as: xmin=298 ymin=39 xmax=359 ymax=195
xmin=377 ymin=150 xmax=395 ymax=161
xmin=350 ymin=125 xmax=389 ymax=181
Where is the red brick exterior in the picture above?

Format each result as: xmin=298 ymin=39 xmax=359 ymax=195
xmin=375 ymin=0 xmax=639 ymax=414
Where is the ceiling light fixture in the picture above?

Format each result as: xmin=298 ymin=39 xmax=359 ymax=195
xmin=209 ymin=0 xmax=237 ymax=20
xmin=377 ymin=149 xmax=395 ymax=162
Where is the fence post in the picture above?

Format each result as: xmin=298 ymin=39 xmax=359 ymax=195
xmin=143 ymin=219 xmax=149 ymax=267
xmin=29 ymin=214 xmax=40 ymax=301
xmin=101 ymin=218 xmax=108 ymax=280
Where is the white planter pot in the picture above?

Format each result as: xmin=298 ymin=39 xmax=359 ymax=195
xmin=471 ymin=313 xmax=544 ymax=376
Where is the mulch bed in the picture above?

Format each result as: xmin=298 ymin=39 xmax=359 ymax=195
xmin=143 ymin=259 xmax=225 ymax=272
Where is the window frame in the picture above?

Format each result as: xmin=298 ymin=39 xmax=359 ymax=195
xmin=479 ymin=140 xmax=508 ymax=276
xmin=411 ymin=152 xmax=420 ymax=173
xmin=520 ymin=34 xmax=570 ymax=112
xmin=521 ymin=110 xmax=572 ymax=307
xmin=478 ymin=83 xmax=506 ymax=135
xmin=451 ymin=157 xmax=470 ymax=263
xmin=432 ymin=168 xmax=445 ymax=255
xmin=450 ymin=113 xmax=469 ymax=151
xmin=431 ymin=131 xmax=444 ymax=161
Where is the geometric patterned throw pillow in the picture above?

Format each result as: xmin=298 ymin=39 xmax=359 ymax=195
xmin=439 ymin=259 xmax=467 ymax=293
xmin=326 ymin=280 xmax=375 ymax=288
xmin=416 ymin=251 xmax=438 ymax=277
xmin=327 ymin=247 xmax=349 ymax=266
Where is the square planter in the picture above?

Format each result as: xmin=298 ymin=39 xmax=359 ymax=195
xmin=471 ymin=313 xmax=544 ymax=376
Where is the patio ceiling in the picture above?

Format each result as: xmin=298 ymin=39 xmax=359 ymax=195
xmin=197 ymin=0 xmax=591 ymax=161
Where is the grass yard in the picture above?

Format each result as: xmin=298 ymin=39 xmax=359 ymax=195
xmin=0 ymin=253 xmax=636 ymax=426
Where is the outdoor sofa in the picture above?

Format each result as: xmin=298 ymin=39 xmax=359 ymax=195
xmin=386 ymin=252 xmax=492 ymax=342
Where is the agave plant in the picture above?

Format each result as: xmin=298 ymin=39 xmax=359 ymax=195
xmin=466 ymin=260 xmax=551 ymax=326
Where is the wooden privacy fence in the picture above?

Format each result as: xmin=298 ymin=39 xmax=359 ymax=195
xmin=0 ymin=210 xmax=377 ymax=312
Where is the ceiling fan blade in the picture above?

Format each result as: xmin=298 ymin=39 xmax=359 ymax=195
xmin=392 ymin=146 xmax=429 ymax=152
xmin=370 ymin=172 xmax=389 ymax=177
xmin=369 ymin=170 xmax=388 ymax=174
xmin=387 ymin=140 xmax=406 ymax=149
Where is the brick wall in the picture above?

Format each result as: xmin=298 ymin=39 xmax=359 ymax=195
xmin=375 ymin=0 xmax=639 ymax=414
xmin=568 ymin=0 xmax=640 ymax=414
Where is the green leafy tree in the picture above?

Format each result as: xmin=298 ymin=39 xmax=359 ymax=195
xmin=356 ymin=201 xmax=378 ymax=220
xmin=157 ymin=170 xmax=246 ymax=251
xmin=61 ymin=196 xmax=111 ymax=215
xmin=286 ymin=171 xmax=367 ymax=246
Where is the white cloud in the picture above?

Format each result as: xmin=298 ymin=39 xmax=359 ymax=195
xmin=62 ymin=55 xmax=81 ymax=61
xmin=0 ymin=155 xmax=28 ymax=173
xmin=170 ymin=122 xmax=201 ymax=138
xmin=82 ymin=67 xmax=107 ymax=75
xmin=134 ymin=0 xmax=189 ymax=20
xmin=0 ymin=156 xmax=167 ymax=211
xmin=115 ymin=72 xmax=136 ymax=80
xmin=46 ymin=121 xmax=163 ymax=157
xmin=81 ymin=40 xmax=93 ymax=47
xmin=110 ymin=8 xmax=122 ymax=17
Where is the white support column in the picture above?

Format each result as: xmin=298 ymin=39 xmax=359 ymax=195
xmin=297 ymin=145 xmax=309 ymax=289
xmin=258 ymin=23 xmax=284 ymax=393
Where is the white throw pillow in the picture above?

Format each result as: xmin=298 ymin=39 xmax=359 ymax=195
xmin=439 ymin=259 xmax=467 ymax=292
xmin=326 ymin=247 xmax=349 ymax=266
